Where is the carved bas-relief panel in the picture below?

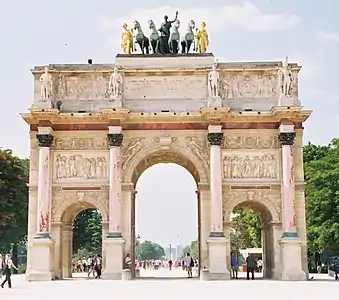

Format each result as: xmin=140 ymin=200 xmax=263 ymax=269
xmin=223 ymin=153 xmax=279 ymax=180
xmin=53 ymin=153 xmax=108 ymax=182
xmin=219 ymin=70 xmax=299 ymax=110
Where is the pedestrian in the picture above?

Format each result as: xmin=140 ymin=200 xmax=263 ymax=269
xmin=1 ymin=254 xmax=18 ymax=289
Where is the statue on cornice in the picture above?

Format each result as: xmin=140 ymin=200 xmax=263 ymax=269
xmin=278 ymin=57 xmax=294 ymax=97
xmin=39 ymin=66 xmax=52 ymax=99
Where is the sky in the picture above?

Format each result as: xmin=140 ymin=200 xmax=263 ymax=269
xmin=1 ymin=0 xmax=338 ymax=247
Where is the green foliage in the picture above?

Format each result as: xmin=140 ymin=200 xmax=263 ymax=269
xmin=72 ymin=209 xmax=102 ymax=254
xmin=135 ymin=240 xmax=165 ymax=260
xmin=181 ymin=240 xmax=199 ymax=259
xmin=230 ymin=208 xmax=262 ymax=249
xmin=304 ymin=139 xmax=339 ymax=254
xmin=0 ymin=149 xmax=29 ymax=253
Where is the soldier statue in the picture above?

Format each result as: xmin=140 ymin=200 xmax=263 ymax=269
xmin=158 ymin=11 xmax=178 ymax=54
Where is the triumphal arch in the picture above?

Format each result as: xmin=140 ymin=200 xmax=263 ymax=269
xmin=22 ymin=17 xmax=312 ymax=281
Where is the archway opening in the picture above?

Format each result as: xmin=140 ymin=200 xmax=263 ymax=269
xmin=132 ymin=150 xmax=201 ymax=279
xmin=60 ymin=202 xmax=103 ymax=279
xmin=229 ymin=200 xmax=275 ymax=280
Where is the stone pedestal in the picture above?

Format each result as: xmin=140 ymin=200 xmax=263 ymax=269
xmin=122 ymin=269 xmax=132 ymax=280
xmin=279 ymin=238 xmax=306 ymax=281
xmin=26 ymin=237 xmax=54 ymax=281
xmin=208 ymin=96 xmax=222 ymax=108
xmin=278 ymin=95 xmax=300 ymax=107
xmin=102 ymin=238 xmax=124 ymax=280
xmin=207 ymin=237 xmax=230 ymax=280
xmin=200 ymin=268 xmax=209 ymax=281
xmin=31 ymin=99 xmax=53 ymax=110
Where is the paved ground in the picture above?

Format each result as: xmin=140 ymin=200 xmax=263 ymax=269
xmin=0 ymin=270 xmax=337 ymax=300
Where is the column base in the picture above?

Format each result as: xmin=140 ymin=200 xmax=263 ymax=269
xmin=207 ymin=235 xmax=230 ymax=280
xmin=102 ymin=237 xmax=125 ymax=280
xmin=279 ymin=236 xmax=307 ymax=281
xmin=26 ymin=236 xmax=54 ymax=282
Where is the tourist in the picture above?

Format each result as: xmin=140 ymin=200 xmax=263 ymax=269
xmin=246 ymin=254 xmax=256 ymax=280
xmin=95 ymin=255 xmax=102 ymax=279
xmin=257 ymin=258 xmax=263 ymax=273
xmin=1 ymin=254 xmax=18 ymax=289
xmin=0 ymin=254 xmax=3 ymax=278
xmin=185 ymin=253 xmax=194 ymax=278
xmin=333 ymin=257 xmax=339 ymax=280
xmin=87 ymin=256 xmax=95 ymax=277
xmin=230 ymin=252 xmax=239 ymax=279
xmin=168 ymin=260 xmax=173 ymax=270
xmin=125 ymin=254 xmax=132 ymax=269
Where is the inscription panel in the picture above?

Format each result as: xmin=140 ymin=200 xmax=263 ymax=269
xmin=222 ymin=152 xmax=279 ymax=180
xmin=123 ymin=75 xmax=207 ymax=100
xmin=53 ymin=152 xmax=109 ymax=181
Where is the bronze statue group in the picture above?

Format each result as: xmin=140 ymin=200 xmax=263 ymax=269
xmin=121 ymin=11 xmax=209 ymax=55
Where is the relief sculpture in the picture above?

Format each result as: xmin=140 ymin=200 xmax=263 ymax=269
xmin=121 ymin=137 xmax=146 ymax=170
xmin=185 ymin=136 xmax=210 ymax=167
xmin=223 ymin=135 xmax=279 ymax=149
xmin=54 ymin=154 xmax=108 ymax=180
xmin=221 ymin=73 xmax=277 ymax=99
xmin=223 ymin=153 xmax=278 ymax=179
xmin=53 ymin=137 xmax=108 ymax=150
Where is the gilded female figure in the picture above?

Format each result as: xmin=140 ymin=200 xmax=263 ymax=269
xmin=195 ymin=22 xmax=209 ymax=53
xmin=121 ymin=23 xmax=133 ymax=54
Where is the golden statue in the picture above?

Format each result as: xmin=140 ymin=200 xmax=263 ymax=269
xmin=195 ymin=22 xmax=209 ymax=53
xmin=121 ymin=23 xmax=133 ymax=54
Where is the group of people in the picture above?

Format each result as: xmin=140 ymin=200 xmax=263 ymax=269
xmin=231 ymin=252 xmax=263 ymax=280
xmin=0 ymin=253 xmax=18 ymax=289
xmin=73 ymin=255 xmax=102 ymax=279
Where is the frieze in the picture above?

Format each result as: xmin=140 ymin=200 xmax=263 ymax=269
xmin=223 ymin=153 xmax=278 ymax=179
xmin=121 ymin=137 xmax=146 ymax=171
xmin=222 ymin=135 xmax=279 ymax=149
xmin=53 ymin=137 xmax=108 ymax=150
xmin=54 ymin=154 xmax=108 ymax=180
xmin=223 ymin=189 xmax=281 ymax=221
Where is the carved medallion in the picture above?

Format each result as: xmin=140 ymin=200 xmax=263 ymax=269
xmin=238 ymin=76 xmax=258 ymax=98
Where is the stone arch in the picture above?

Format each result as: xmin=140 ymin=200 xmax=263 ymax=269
xmin=123 ymin=143 xmax=209 ymax=185
xmin=224 ymin=191 xmax=280 ymax=223
xmin=52 ymin=191 xmax=109 ymax=224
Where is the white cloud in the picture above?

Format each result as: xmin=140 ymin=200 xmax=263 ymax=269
xmin=98 ymin=2 xmax=299 ymax=34
xmin=316 ymin=31 xmax=339 ymax=43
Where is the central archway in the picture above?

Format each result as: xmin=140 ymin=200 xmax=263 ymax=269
xmin=127 ymin=148 xmax=207 ymax=279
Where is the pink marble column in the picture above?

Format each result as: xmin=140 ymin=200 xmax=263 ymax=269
xmin=35 ymin=131 xmax=54 ymax=238
xmin=107 ymin=127 xmax=123 ymax=238
xmin=207 ymin=125 xmax=224 ymax=237
xmin=278 ymin=125 xmax=298 ymax=238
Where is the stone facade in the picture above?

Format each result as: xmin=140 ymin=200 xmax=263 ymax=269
xmin=22 ymin=54 xmax=312 ymax=281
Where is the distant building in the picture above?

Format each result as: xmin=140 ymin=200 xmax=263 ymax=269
xmin=176 ymin=245 xmax=183 ymax=259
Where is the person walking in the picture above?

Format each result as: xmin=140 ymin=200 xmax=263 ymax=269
xmin=1 ymin=254 xmax=18 ymax=289
xmin=185 ymin=253 xmax=194 ymax=278
xmin=230 ymin=252 xmax=239 ymax=279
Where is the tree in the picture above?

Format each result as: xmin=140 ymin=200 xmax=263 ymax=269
xmin=181 ymin=240 xmax=199 ymax=259
xmin=0 ymin=149 xmax=29 ymax=253
xmin=230 ymin=208 xmax=261 ymax=249
xmin=72 ymin=209 xmax=102 ymax=255
xmin=304 ymin=139 xmax=339 ymax=254
xmin=135 ymin=241 xmax=165 ymax=260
